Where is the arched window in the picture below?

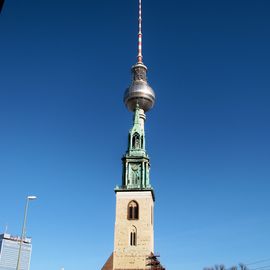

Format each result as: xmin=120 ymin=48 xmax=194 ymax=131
xmin=128 ymin=201 xmax=139 ymax=220
xmin=141 ymin=136 xmax=144 ymax=149
xmin=132 ymin=133 xmax=140 ymax=149
xmin=130 ymin=226 xmax=137 ymax=246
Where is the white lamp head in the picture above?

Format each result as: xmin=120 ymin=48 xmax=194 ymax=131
xmin=27 ymin=196 xmax=37 ymax=200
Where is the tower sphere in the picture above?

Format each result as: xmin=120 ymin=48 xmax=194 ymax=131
xmin=124 ymin=63 xmax=156 ymax=112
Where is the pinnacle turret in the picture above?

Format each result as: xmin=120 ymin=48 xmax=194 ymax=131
xmin=127 ymin=104 xmax=146 ymax=155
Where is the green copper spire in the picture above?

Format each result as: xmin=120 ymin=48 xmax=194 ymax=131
xmin=115 ymin=104 xmax=152 ymax=192
xmin=127 ymin=103 xmax=146 ymax=155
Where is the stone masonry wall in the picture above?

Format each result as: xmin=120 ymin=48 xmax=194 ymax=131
xmin=113 ymin=191 xmax=154 ymax=270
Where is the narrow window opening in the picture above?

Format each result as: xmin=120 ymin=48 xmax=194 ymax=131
xmin=132 ymin=133 xmax=140 ymax=149
xmin=127 ymin=201 xmax=139 ymax=220
xmin=129 ymin=206 xmax=133 ymax=219
xmin=130 ymin=227 xmax=137 ymax=246
xmin=134 ymin=206 xmax=138 ymax=219
xmin=133 ymin=232 xmax=136 ymax=246
xmin=130 ymin=233 xmax=133 ymax=246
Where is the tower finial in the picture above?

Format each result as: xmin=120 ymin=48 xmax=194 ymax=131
xmin=137 ymin=0 xmax=143 ymax=63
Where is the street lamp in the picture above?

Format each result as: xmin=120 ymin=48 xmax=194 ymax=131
xmin=16 ymin=195 xmax=37 ymax=270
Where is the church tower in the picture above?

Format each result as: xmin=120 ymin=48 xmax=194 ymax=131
xmin=102 ymin=1 xmax=158 ymax=269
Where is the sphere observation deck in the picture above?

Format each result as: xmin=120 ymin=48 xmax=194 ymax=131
xmin=124 ymin=63 xmax=155 ymax=112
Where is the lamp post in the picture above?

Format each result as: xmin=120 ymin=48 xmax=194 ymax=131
xmin=16 ymin=195 xmax=37 ymax=270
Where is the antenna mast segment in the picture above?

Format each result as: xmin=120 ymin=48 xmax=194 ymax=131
xmin=137 ymin=0 xmax=143 ymax=63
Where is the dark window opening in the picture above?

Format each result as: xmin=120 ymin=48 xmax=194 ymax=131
xmin=130 ymin=232 xmax=137 ymax=246
xmin=132 ymin=133 xmax=140 ymax=149
xmin=128 ymin=201 xmax=139 ymax=220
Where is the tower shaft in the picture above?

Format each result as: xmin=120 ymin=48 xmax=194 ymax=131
xmin=113 ymin=190 xmax=154 ymax=270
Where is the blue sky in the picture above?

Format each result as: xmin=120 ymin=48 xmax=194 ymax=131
xmin=0 ymin=1 xmax=270 ymax=270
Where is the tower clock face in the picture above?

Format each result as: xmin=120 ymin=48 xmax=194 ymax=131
xmin=132 ymin=164 xmax=139 ymax=171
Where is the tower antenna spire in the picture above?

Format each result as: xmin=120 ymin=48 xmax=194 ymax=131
xmin=124 ymin=0 xmax=155 ymax=113
xmin=137 ymin=0 xmax=143 ymax=63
